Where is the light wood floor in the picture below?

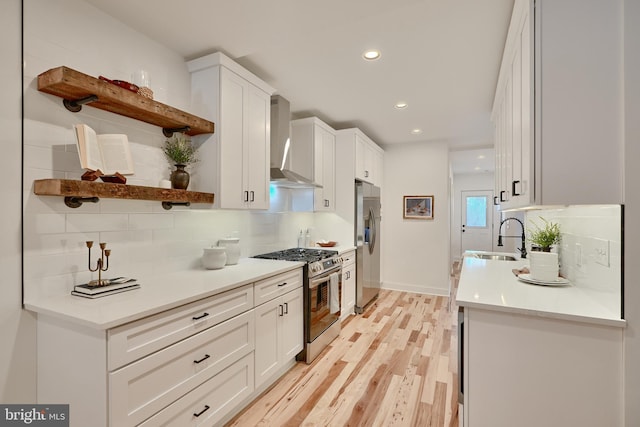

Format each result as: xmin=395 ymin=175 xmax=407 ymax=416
xmin=227 ymin=265 xmax=461 ymax=427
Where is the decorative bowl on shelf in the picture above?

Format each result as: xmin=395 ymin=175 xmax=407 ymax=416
xmin=317 ymin=241 xmax=337 ymax=247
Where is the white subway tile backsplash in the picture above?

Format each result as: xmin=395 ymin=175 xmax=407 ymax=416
xmin=65 ymin=213 xmax=129 ymax=233
xmin=128 ymin=213 xmax=174 ymax=230
xmin=526 ymin=205 xmax=622 ymax=316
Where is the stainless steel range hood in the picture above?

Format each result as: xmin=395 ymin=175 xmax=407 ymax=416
xmin=270 ymin=95 xmax=321 ymax=188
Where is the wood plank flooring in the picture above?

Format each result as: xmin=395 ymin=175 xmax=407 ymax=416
xmin=227 ymin=265 xmax=461 ymax=427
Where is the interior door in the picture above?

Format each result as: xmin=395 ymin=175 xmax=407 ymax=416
xmin=461 ymin=190 xmax=494 ymax=254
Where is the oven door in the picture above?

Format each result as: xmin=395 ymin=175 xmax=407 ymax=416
xmin=307 ymin=266 xmax=342 ymax=343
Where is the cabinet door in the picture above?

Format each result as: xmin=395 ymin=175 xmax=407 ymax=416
xmin=341 ymin=262 xmax=356 ymax=319
xmin=246 ymin=84 xmax=270 ymax=209
xmin=254 ymin=298 xmax=280 ymax=389
xmin=281 ymin=287 xmax=304 ymax=361
xmin=219 ymin=68 xmax=248 ymax=209
xmin=354 ymin=134 xmax=367 ymax=181
xmin=315 ymin=126 xmax=335 ymax=211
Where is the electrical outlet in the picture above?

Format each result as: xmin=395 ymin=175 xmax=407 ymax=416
xmin=575 ymin=243 xmax=582 ymax=268
xmin=594 ymin=238 xmax=610 ymax=267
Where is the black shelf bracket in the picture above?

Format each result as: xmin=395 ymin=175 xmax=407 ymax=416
xmin=163 ymin=126 xmax=191 ymax=138
xmin=64 ymin=196 xmax=99 ymax=208
xmin=63 ymin=95 xmax=99 ymax=113
xmin=162 ymin=201 xmax=191 ymax=210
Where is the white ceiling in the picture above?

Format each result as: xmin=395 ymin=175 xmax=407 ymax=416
xmin=85 ymin=0 xmax=513 ymax=171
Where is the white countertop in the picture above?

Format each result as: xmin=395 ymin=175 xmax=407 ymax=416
xmin=25 ymin=258 xmax=304 ymax=330
xmin=456 ymin=255 xmax=625 ymax=328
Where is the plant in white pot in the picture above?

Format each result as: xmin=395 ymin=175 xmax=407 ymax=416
xmin=163 ymin=135 xmax=198 ymax=190
xmin=527 ymin=217 xmax=561 ymax=281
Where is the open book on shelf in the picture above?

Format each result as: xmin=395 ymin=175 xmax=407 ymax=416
xmin=73 ymin=124 xmax=134 ymax=175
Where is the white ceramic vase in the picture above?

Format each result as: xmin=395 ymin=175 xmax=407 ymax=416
xmin=218 ymin=237 xmax=240 ymax=265
xmin=529 ymin=251 xmax=559 ymax=281
xmin=202 ymin=246 xmax=227 ymax=269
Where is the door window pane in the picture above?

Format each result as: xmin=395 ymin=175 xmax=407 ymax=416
xmin=466 ymin=196 xmax=487 ymax=227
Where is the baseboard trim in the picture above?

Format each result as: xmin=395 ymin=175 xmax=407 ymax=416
xmin=382 ymin=282 xmax=449 ymax=296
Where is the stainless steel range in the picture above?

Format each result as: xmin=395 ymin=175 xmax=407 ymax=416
xmin=253 ymin=248 xmax=343 ymax=363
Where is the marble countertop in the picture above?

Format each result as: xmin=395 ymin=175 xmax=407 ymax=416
xmin=24 ymin=258 xmax=304 ymax=330
xmin=455 ymin=253 xmax=625 ymax=328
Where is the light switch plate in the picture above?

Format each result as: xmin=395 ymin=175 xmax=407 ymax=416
xmin=594 ymin=238 xmax=610 ymax=267
xmin=575 ymin=243 xmax=582 ymax=268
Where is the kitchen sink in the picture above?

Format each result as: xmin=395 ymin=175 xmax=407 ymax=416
xmin=464 ymin=252 xmax=518 ymax=261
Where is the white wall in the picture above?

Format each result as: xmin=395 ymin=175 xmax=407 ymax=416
xmin=0 ymin=0 xmax=38 ymax=403
xmin=625 ymin=0 xmax=640 ymax=424
xmin=381 ymin=141 xmax=450 ymax=296
xmin=450 ymin=172 xmax=497 ymax=260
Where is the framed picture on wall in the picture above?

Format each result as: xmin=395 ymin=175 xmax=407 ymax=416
xmin=403 ymin=195 xmax=434 ymax=220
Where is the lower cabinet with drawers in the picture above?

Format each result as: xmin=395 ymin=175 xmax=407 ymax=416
xmin=36 ymin=268 xmax=303 ymax=427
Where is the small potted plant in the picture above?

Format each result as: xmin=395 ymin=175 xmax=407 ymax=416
xmin=528 ymin=217 xmax=561 ymax=252
xmin=527 ymin=217 xmax=561 ymax=281
xmin=163 ymin=135 xmax=198 ymax=190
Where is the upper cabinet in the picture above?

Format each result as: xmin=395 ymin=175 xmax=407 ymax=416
xmin=338 ymin=128 xmax=384 ymax=188
xmin=493 ymin=0 xmax=623 ymax=209
xmin=291 ymin=117 xmax=336 ymax=211
xmin=188 ymin=53 xmax=275 ymax=210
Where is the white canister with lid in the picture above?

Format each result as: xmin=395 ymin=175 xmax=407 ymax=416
xmin=218 ymin=237 xmax=240 ymax=265
xmin=202 ymin=246 xmax=227 ymax=269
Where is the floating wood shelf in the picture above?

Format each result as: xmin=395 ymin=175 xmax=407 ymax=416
xmin=37 ymin=66 xmax=215 ymax=137
xmin=34 ymin=179 xmax=214 ymax=210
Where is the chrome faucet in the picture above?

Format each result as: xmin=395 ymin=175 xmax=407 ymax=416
xmin=497 ymin=217 xmax=527 ymax=259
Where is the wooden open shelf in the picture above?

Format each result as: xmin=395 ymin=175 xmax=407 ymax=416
xmin=34 ymin=179 xmax=214 ymax=210
xmin=37 ymin=66 xmax=214 ymax=137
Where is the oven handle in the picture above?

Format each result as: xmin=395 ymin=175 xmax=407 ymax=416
xmin=308 ymin=266 xmax=342 ymax=289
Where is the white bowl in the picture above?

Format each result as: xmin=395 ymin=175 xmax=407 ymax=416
xmin=202 ymin=247 xmax=227 ymax=269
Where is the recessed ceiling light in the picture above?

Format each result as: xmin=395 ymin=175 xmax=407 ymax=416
xmin=395 ymin=102 xmax=408 ymax=109
xmin=363 ymin=50 xmax=381 ymax=60
xmin=411 ymin=128 xmax=422 ymax=135
xmin=478 ymin=155 xmax=486 ymax=159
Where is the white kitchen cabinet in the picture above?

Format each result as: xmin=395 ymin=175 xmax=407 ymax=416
xmin=188 ymin=52 xmax=275 ymax=209
xmin=341 ymin=250 xmax=356 ymax=320
xmin=463 ymin=307 xmax=623 ymax=427
xmin=290 ymin=117 xmax=336 ymax=211
xmin=254 ymin=274 xmax=303 ymax=389
xmin=35 ymin=267 xmax=305 ymax=427
xmin=493 ymin=0 xmax=622 ymax=208
xmin=338 ymin=128 xmax=384 ymax=187
xmin=109 ymin=310 xmax=254 ymax=426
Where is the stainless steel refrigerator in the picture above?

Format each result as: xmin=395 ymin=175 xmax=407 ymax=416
xmin=355 ymin=181 xmax=381 ymax=313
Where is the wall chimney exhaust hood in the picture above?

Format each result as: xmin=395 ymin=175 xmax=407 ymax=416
xmin=270 ymin=95 xmax=321 ymax=188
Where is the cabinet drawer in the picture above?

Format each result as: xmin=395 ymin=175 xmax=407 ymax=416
xmin=109 ymin=310 xmax=254 ymax=427
xmin=138 ymin=352 xmax=254 ymax=427
xmin=108 ymin=284 xmax=253 ymax=370
xmin=341 ymin=250 xmax=356 ymax=267
xmin=254 ymin=269 xmax=302 ymax=306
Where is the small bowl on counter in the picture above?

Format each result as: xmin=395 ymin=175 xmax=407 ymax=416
xmin=202 ymin=246 xmax=227 ymax=269
xmin=317 ymin=241 xmax=337 ymax=248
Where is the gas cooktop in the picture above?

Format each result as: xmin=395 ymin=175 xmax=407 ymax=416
xmin=253 ymin=248 xmax=338 ymax=263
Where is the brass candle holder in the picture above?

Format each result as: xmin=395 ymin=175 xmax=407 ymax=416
xmin=86 ymin=241 xmax=111 ymax=286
